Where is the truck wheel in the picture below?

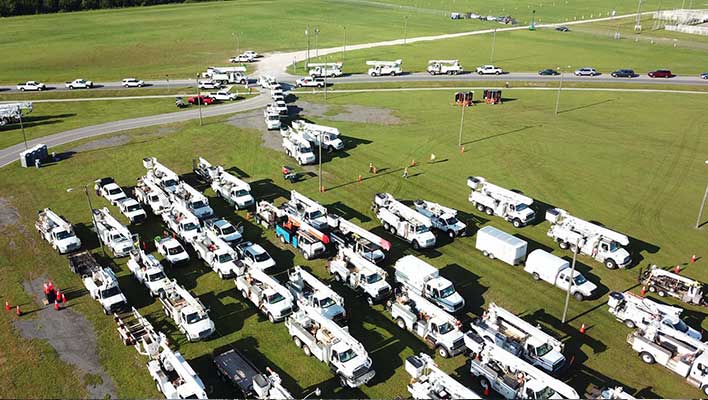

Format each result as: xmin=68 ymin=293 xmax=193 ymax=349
xmin=447 ymin=230 xmax=455 ymax=238
xmin=396 ymin=317 xmax=406 ymax=330
xmin=640 ymin=351 xmax=655 ymax=364
xmin=648 ymin=286 xmax=656 ymax=293
xmin=476 ymin=204 xmax=484 ymax=212
xmin=302 ymin=344 xmax=312 ymax=357
xmin=339 ymin=374 xmax=348 ymax=388
xmin=279 ymin=234 xmax=286 ymax=243
xmin=155 ymin=380 xmax=162 ymax=394
xmin=218 ymin=270 xmax=224 ymax=279
xmin=559 ymin=240 xmax=569 ymax=250
xmin=437 ymin=346 xmax=450 ymax=358
xmin=482 ymin=250 xmax=489 ymax=257
xmin=382 ymin=222 xmax=390 ymax=230
xmin=573 ymin=292 xmax=584 ymax=301
xmin=532 ymin=272 xmax=540 ymax=280
xmin=268 ymin=313 xmax=276 ymax=323
xmin=657 ymin=289 xmax=667 ymax=297
xmin=241 ymin=289 xmax=248 ymax=298
xmin=366 ymin=296 xmax=374 ymax=306
xmin=604 ymin=259 xmax=617 ymax=269
xmin=388 ymin=225 xmax=396 ymax=235
xmin=512 ymin=219 xmax=522 ymax=228
xmin=479 ymin=377 xmax=490 ymax=391
xmin=103 ymin=307 xmax=109 ymax=315
xmin=293 ymin=336 xmax=302 ymax=348
xmin=412 ymin=241 xmax=420 ymax=250
xmin=333 ymin=273 xmax=342 ymax=282
xmin=485 ymin=207 xmax=494 ymax=216
xmin=304 ymin=252 xmax=311 ymax=260
xmin=624 ymin=319 xmax=636 ymax=329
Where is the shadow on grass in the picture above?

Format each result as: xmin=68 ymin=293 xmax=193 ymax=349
xmin=441 ymin=263 xmax=487 ymax=317
xmin=461 ymin=125 xmax=535 ymax=146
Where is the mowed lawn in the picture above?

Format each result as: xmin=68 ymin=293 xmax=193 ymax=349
xmin=1 ymin=88 xmax=707 ymax=398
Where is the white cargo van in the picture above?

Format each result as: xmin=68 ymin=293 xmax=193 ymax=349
xmin=524 ymin=250 xmax=597 ymax=301
xmin=475 ymin=226 xmax=527 ymax=266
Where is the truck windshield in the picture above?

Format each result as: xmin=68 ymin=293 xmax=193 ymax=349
xmin=191 ymin=200 xmax=208 ymax=209
xmin=609 ymin=241 xmax=620 ymax=252
xmin=217 ymin=253 xmax=234 ymax=263
xmin=308 ymin=210 xmax=323 ymax=220
xmin=415 ymin=225 xmax=430 ymax=233
xmin=253 ymin=252 xmax=270 ymax=262
xmin=126 ymin=204 xmax=141 ymax=212
xmin=268 ymin=293 xmax=285 ymax=304
xmin=162 ymin=179 xmax=178 ymax=189
xmin=366 ymin=273 xmax=382 ymax=284
xmin=516 ymin=203 xmax=528 ymax=211
xmin=444 ymin=217 xmax=460 ymax=225
xmin=438 ymin=322 xmax=455 ymax=335
xmin=534 ymin=386 xmax=557 ymax=400
xmin=168 ymin=245 xmax=184 ymax=255
xmin=320 ymin=297 xmax=336 ymax=308
xmin=234 ymin=189 xmax=249 ymax=197
xmin=182 ymin=222 xmax=199 ymax=231
xmin=339 ymin=349 xmax=358 ymax=363
xmin=185 ymin=312 xmax=206 ymax=324
xmin=439 ymin=285 xmax=456 ymax=298
xmin=55 ymin=230 xmax=73 ymax=240
xmin=100 ymin=286 xmax=121 ymax=298
xmin=108 ymin=188 xmax=122 ymax=195
xmin=300 ymin=145 xmax=313 ymax=153
xmin=573 ymin=275 xmax=587 ymax=285
xmin=536 ymin=343 xmax=552 ymax=357
xmin=668 ymin=319 xmax=689 ymax=333
xmin=148 ymin=271 xmax=166 ymax=282
xmin=220 ymin=225 xmax=237 ymax=235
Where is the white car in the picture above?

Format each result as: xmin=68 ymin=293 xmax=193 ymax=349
xmin=116 ymin=198 xmax=147 ymax=224
xmin=209 ymin=90 xmax=238 ymax=101
xmin=65 ymin=79 xmax=94 ymax=89
xmin=229 ymin=54 xmax=253 ymax=63
xmin=236 ymin=241 xmax=275 ymax=273
xmin=155 ymin=236 xmax=190 ymax=265
xmin=17 ymin=81 xmax=46 ymax=91
xmin=574 ymin=67 xmax=599 ymax=76
xmin=198 ymin=80 xmax=221 ymax=90
xmin=476 ymin=65 xmax=503 ymax=75
xmin=295 ymin=77 xmax=325 ymax=88
xmin=122 ymin=78 xmax=145 ymax=88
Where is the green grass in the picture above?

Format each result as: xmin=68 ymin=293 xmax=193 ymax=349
xmin=1 ymin=88 xmax=707 ymax=398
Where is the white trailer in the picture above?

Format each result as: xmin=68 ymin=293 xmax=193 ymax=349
xmin=524 ymin=250 xmax=597 ymax=301
xmin=427 ymin=60 xmax=464 ymax=75
xmin=127 ymin=249 xmax=170 ymax=297
xmin=394 ymin=255 xmax=464 ymax=313
xmin=405 ymin=353 xmax=480 ymax=399
xmin=291 ymin=120 xmax=344 ymax=153
xmin=308 ymin=62 xmax=343 ymax=78
xmin=475 ymin=226 xmax=528 ymax=266
xmin=471 ymin=302 xmax=566 ymax=374
xmin=113 ymin=306 xmax=161 ymax=355
xmin=639 ymin=265 xmax=704 ymax=305
xmin=284 ymin=190 xmax=334 ymax=231
xmin=35 ymin=208 xmax=82 ymax=253
xmin=93 ymin=207 xmax=136 ymax=257
xmin=372 ymin=193 xmax=436 ymax=250
xmin=170 ymin=181 xmax=214 ymax=220
xmin=329 ymin=247 xmax=392 ymax=305
xmin=134 ymin=177 xmax=172 ymax=215
xmin=366 ymin=60 xmax=402 ymax=76
xmin=545 ymin=208 xmax=631 ymax=269
xmin=284 ymin=309 xmax=375 ymax=387
xmin=328 ymin=217 xmax=391 ymax=264
xmin=161 ymin=203 xmax=202 ymax=244
xmin=143 ymin=157 xmax=181 ymax=194
xmin=281 ymin=128 xmax=316 ymax=165
xmin=235 ymin=267 xmax=295 ymax=323
xmin=388 ymin=287 xmax=467 ymax=358
xmin=413 ymin=199 xmax=467 ymax=238
xmin=607 ymin=291 xmax=701 ymax=339
xmin=148 ymin=335 xmax=208 ymax=399
xmin=467 ymin=176 xmax=536 ymax=227
xmin=286 ymin=265 xmax=347 ymax=325
xmin=192 ymin=230 xmax=245 ymax=279
xmin=68 ymin=251 xmax=128 ymax=315
xmin=159 ymin=279 xmax=215 ymax=341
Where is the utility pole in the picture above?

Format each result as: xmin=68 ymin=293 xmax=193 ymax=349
xmin=555 ymin=66 xmax=568 ymax=115
xmin=315 ymin=28 xmax=320 ymax=58
xmin=403 ymin=16 xmax=409 ymax=44
xmin=342 ymin=26 xmax=346 ymax=62
xmin=635 ymin=0 xmax=643 ymax=31
xmin=19 ymin=110 xmax=28 ymax=150
xmin=83 ymin=185 xmax=106 ymax=256
xmin=323 ymin=64 xmax=327 ymax=101
xmin=306 ymin=25 xmax=310 ymax=65
xmin=695 ymin=160 xmax=708 ymax=228
xmin=195 ymin=73 xmax=203 ymax=126
xmin=561 ymin=240 xmax=579 ymax=323
xmin=457 ymin=101 xmax=466 ymax=147
xmin=166 ymin=74 xmax=170 ymax=91
xmin=490 ymin=28 xmax=497 ymax=63
xmin=318 ymin=137 xmax=323 ymax=191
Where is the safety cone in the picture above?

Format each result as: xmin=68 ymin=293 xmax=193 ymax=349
xmin=16 ymin=305 xmax=21 ymax=316
xmin=691 ymin=254 xmax=697 ymax=264
xmin=5 ymin=301 xmax=10 ymax=311
xmin=62 ymin=293 xmax=67 ymax=304
xmin=320 ymin=186 xmax=326 ymax=193
xmin=483 ymin=386 xmax=489 ymax=396
xmin=460 ymin=146 xmax=465 ymax=154
xmin=579 ymin=323 xmax=586 ymax=334
xmin=142 ymin=241 xmax=147 ymax=250
xmin=640 ymin=286 xmax=647 ymax=296
xmin=55 ymin=289 xmax=61 ymax=302
xmin=54 ymin=300 xmax=60 ymax=311
xmin=674 ymin=264 xmax=681 ymax=274
xmin=410 ymin=159 xmax=416 ymax=167
xmin=357 ymin=174 xmax=362 ymax=183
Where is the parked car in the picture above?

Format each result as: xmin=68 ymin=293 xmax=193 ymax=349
xmin=229 ymin=54 xmax=253 ymax=63
xmin=243 ymin=50 xmax=259 ymax=59
xmin=296 ymin=77 xmax=326 ymax=88
xmin=17 ymin=81 xmax=46 ymax=91
xmin=538 ymin=69 xmax=560 ymax=76
xmin=701 ymin=72 xmax=708 ymax=80
xmin=209 ymin=91 xmax=238 ymax=101
xmin=648 ymin=69 xmax=672 ymax=78
xmin=476 ymin=65 xmax=504 ymax=75
xmin=574 ymin=67 xmax=599 ymax=76
xmin=611 ymin=69 xmax=636 ymax=78
xmin=65 ymin=79 xmax=94 ymax=89
xmin=555 ymin=25 xmax=570 ymax=32
xmin=122 ymin=78 xmax=145 ymax=87
xmin=198 ymin=80 xmax=221 ymax=90
xmin=188 ymin=95 xmax=215 ymax=105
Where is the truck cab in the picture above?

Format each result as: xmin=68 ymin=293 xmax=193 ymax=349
xmin=116 ymin=198 xmax=147 ymax=224
xmin=102 ymin=229 xmax=135 ymax=257
xmin=155 ymin=236 xmax=190 ymax=265
xmin=179 ymin=304 xmax=215 ymax=341
xmin=423 ymin=279 xmax=465 ymax=314
xmin=49 ymin=227 xmax=82 ymax=253
xmin=236 ymin=270 xmax=294 ymax=323
xmin=592 ymin=238 xmax=631 ymax=268
xmin=95 ymin=178 xmax=128 ymax=205
xmin=204 ymin=218 xmax=243 ymax=248
xmin=163 ymin=206 xmax=201 ymax=243
xmin=264 ymin=109 xmax=282 ymax=130
xmin=275 ymin=223 xmax=326 ymax=260
xmin=127 ymin=250 xmax=170 ymax=297
xmin=84 ymin=270 xmax=128 ymax=315
xmin=236 ymin=242 xmax=276 ymax=273
xmin=36 ymin=209 xmax=82 ymax=253
xmin=394 ymin=255 xmax=465 ymax=313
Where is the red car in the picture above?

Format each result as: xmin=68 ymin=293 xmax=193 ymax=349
xmin=648 ymin=69 xmax=672 ymax=78
xmin=188 ymin=95 xmax=214 ymax=105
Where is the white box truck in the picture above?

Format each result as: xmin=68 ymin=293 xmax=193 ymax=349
xmin=394 ymin=255 xmax=464 ymax=313
xmin=523 ymin=250 xmax=597 ymax=301
xmin=475 ymin=226 xmax=527 ymax=266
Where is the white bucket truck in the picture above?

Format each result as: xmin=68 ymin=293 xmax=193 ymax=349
xmin=286 ymin=266 xmax=347 ymax=325
xmin=161 ymin=203 xmax=202 ymax=244
xmin=372 ymin=193 xmax=436 ymax=250
xmin=284 ymin=190 xmax=334 ymax=231
xmin=143 ymin=157 xmax=181 ymax=194
xmin=69 ymin=251 xmax=128 ymax=315
xmin=194 ymin=157 xmax=254 ymax=209
xmin=388 ymin=287 xmax=467 ymax=358
xmin=134 ymin=177 xmax=171 ymax=215
xmin=639 ymin=265 xmax=704 ymax=305
xmin=264 ymin=107 xmax=282 ymax=130
xmin=308 ymin=62 xmax=343 ymax=78
xmin=475 ymin=226 xmax=528 ymax=266
xmin=545 ymin=208 xmax=631 ymax=269
xmin=426 ymin=60 xmax=464 ymax=75
xmin=148 ymin=334 xmax=208 ymax=399
xmin=281 ymin=127 xmax=316 ymax=165
xmin=235 ymin=267 xmax=295 ymax=323
xmin=394 ymin=255 xmax=465 ymax=313
xmin=366 ymin=60 xmax=402 ymax=76
xmin=414 ymin=199 xmax=467 ymax=238
xmin=205 ymin=66 xmax=248 ymax=84
xmin=159 ymin=279 xmax=215 ymax=341
xmin=93 ymin=207 xmax=136 ymax=257
xmin=329 ymin=248 xmax=392 ymax=305
xmin=127 ymin=249 xmax=170 ymax=297
xmin=292 ymin=120 xmax=344 ymax=153
xmin=36 ymin=208 xmax=82 ymax=253
xmin=405 ymin=353 xmax=480 ymax=399
xmin=523 ymin=250 xmax=597 ymax=301
xmin=170 ymin=181 xmax=214 ymax=220
xmin=116 ymin=197 xmax=148 ymax=224
xmin=284 ymin=308 xmax=375 ymax=388
xmin=467 ymin=176 xmax=536 ymax=227
xmin=192 ymin=230 xmax=245 ymax=279
xmin=329 ymin=217 xmax=390 ymax=264
xmin=470 ymin=302 xmax=566 ymax=374
xmin=608 ymin=291 xmax=701 ymax=339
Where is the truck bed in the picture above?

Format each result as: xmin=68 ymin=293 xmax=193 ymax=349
xmin=213 ymin=348 xmax=260 ymax=396
xmin=68 ymin=251 xmax=101 ymax=275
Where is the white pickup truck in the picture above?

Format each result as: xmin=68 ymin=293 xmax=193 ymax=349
xmin=17 ymin=81 xmax=46 ymax=91
xmin=65 ymin=79 xmax=94 ymax=89
xmin=127 ymin=249 xmax=170 ymax=297
xmin=209 ymin=91 xmax=238 ymax=101
xmin=154 ymin=236 xmax=190 ymax=266
xmin=116 ymin=198 xmax=147 ymax=224
xmin=476 ymin=65 xmax=504 ymax=75
xmin=235 ymin=241 xmax=276 ymax=273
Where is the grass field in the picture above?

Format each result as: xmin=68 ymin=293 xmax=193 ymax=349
xmin=1 ymin=88 xmax=707 ymax=398
xmin=0 ymin=0 xmax=685 ymax=84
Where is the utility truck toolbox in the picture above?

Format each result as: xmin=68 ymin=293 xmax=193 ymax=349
xmin=475 ymin=226 xmax=527 ymax=265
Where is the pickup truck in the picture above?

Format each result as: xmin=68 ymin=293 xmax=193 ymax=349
xmin=17 ymin=81 xmax=46 ymax=91
xmin=209 ymin=91 xmax=238 ymax=101
xmin=188 ymin=95 xmax=215 ymax=105
xmin=116 ymin=198 xmax=147 ymax=224
xmin=127 ymin=249 xmax=170 ymax=297
xmin=198 ymin=80 xmax=221 ymax=90
xmin=65 ymin=79 xmax=94 ymax=89
xmin=213 ymin=347 xmax=293 ymax=399
xmin=203 ymin=218 xmax=243 ymax=248
xmin=295 ymin=77 xmax=325 ymax=88
xmin=229 ymin=54 xmax=254 ymax=63
xmin=155 ymin=236 xmax=190 ymax=265
xmin=121 ymin=78 xmax=145 ymax=87
xmin=236 ymin=242 xmax=276 ymax=273
xmin=476 ymin=65 xmax=503 ymax=75
xmin=94 ymin=177 xmax=128 ymax=205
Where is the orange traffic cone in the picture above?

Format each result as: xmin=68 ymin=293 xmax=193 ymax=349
xmin=16 ymin=305 xmax=21 ymax=316
xmin=62 ymin=293 xmax=67 ymax=304
xmin=640 ymin=286 xmax=647 ymax=296
xmin=357 ymin=174 xmax=362 ymax=183
xmin=579 ymin=323 xmax=586 ymax=334
xmin=675 ymin=264 xmax=681 ymax=274
xmin=5 ymin=301 xmax=10 ymax=311
xmin=320 ymin=186 xmax=326 ymax=193
xmin=54 ymin=300 xmax=60 ymax=311
xmin=410 ymin=159 xmax=416 ymax=167
xmin=691 ymin=254 xmax=697 ymax=264
xmin=460 ymin=146 xmax=465 ymax=154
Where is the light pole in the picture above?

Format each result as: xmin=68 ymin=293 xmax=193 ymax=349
xmin=458 ymin=99 xmax=466 ymax=148
xmin=166 ymin=74 xmax=170 ymax=91
xmin=529 ymin=10 xmax=536 ymax=30
xmin=195 ymin=73 xmax=203 ymax=126
xmin=555 ymin=65 xmax=570 ymax=115
xmin=314 ymin=28 xmax=320 ymax=58
xmin=342 ymin=26 xmax=346 ymax=62
xmin=68 ymin=185 xmax=105 ymax=256
xmin=695 ymin=160 xmax=708 ymax=229
xmin=403 ymin=16 xmax=409 ymax=44
xmin=306 ymin=25 xmax=310 ymax=65
xmin=490 ymin=28 xmax=497 ymax=63
xmin=318 ymin=135 xmax=323 ymax=191
xmin=634 ymin=0 xmax=643 ymax=31
xmin=561 ymin=240 xmax=579 ymax=323
xmin=18 ymin=110 xmax=28 ymax=150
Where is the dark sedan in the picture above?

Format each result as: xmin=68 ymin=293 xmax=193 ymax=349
xmin=538 ymin=69 xmax=560 ymax=76
xmin=648 ymin=69 xmax=673 ymax=78
xmin=701 ymin=72 xmax=708 ymax=80
xmin=611 ymin=69 xmax=637 ymax=78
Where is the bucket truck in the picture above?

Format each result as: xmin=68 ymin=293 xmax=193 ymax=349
xmin=134 ymin=177 xmax=171 ymax=215
xmin=426 ymin=60 xmax=464 ymax=75
xmin=413 ymin=199 xmax=467 ymax=238
xmin=127 ymin=249 xmax=170 ymax=297
xmin=195 ymin=157 xmax=254 ymax=209
xmin=470 ymin=303 xmax=566 ymax=374
xmin=148 ymin=334 xmax=208 ymax=399
xmin=465 ymin=333 xmax=580 ymax=399
xmin=161 ymin=203 xmax=201 ymax=244
xmin=170 ymin=181 xmax=214 ymax=220
xmin=281 ymin=128 xmax=316 ymax=165
xmin=36 ymin=208 xmax=82 ymax=254
xmin=93 ymin=207 xmax=136 ymax=257
xmin=275 ymin=217 xmax=329 ymax=260
xmin=545 ymin=208 xmax=632 ymax=269
xmin=203 ymin=218 xmax=243 ymax=248
xmin=94 ymin=177 xmax=128 ymax=205
xmin=291 ymin=120 xmax=344 ymax=153
xmin=286 ymin=265 xmax=347 ymax=325
xmin=372 ymin=193 xmax=436 ymax=250
xmin=284 ymin=190 xmax=335 ymax=231
xmin=264 ymin=108 xmax=282 ymax=130
xmin=387 ymin=287 xmax=467 ymax=358
xmin=639 ymin=265 xmax=704 ymax=305
xmin=284 ymin=309 xmax=375 ymax=387
xmin=366 ymin=60 xmax=402 ymax=76
xmin=308 ymin=62 xmax=343 ymax=78
xmin=405 ymin=353 xmax=480 ymax=399
xmin=192 ymin=230 xmax=245 ymax=279
xmin=0 ymin=102 xmax=32 ymax=126
xmin=329 ymin=248 xmax=392 ymax=305
xmin=467 ymin=176 xmax=536 ymax=227
xmin=329 ymin=217 xmax=390 ymax=264
xmin=159 ymin=279 xmax=215 ymax=341
xmin=213 ymin=347 xmax=294 ymax=399
xmin=143 ymin=157 xmax=181 ymax=194
xmin=607 ymin=291 xmax=701 ymax=339
xmin=235 ymin=268 xmax=295 ymax=323
xmin=116 ymin=198 xmax=148 ymax=224
xmin=68 ymin=251 xmax=128 ymax=315
xmin=394 ymin=255 xmax=465 ymax=313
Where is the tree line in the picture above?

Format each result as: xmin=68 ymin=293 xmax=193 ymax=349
xmin=0 ymin=0 xmax=210 ymax=17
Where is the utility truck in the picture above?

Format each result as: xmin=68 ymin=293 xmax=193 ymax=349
xmin=639 ymin=265 xmax=704 ymax=305
xmin=394 ymin=255 xmax=465 ymax=313
xmin=414 ymin=199 xmax=466 ymax=238
xmin=291 ymin=120 xmax=344 ymax=153
xmin=127 ymin=249 xmax=170 ymax=297
xmin=114 ymin=306 xmax=161 ymax=354
xmin=275 ymin=217 xmax=328 ymax=260
xmin=426 ymin=60 xmax=464 ymax=75
xmin=465 ymin=334 xmax=579 ymax=399
xmin=235 ymin=268 xmax=295 ymax=323
xmin=209 ymin=166 xmax=254 ymax=210
xmin=36 ymin=208 xmax=82 ymax=254
xmin=283 ymin=190 xmax=334 ymax=231
xmin=93 ymin=207 xmax=136 ymax=257
xmin=476 ymin=65 xmax=504 ymax=75
xmin=308 ymin=62 xmax=343 ymax=78
xmin=607 ymin=291 xmax=701 ymax=339
xmin=467 ymin=176 xmax=535 ymax=227
xmin=372 ymin=193 xmax=436 ymax=250
xmin=287 ymin=266 xmax=347 ymax=325
xmin=470 ymin=302 xmax=566 ymax=374
xmin=160 ymin=279 xmax=215 ymax=341
xmin=193 ymin=230 xmax=245 ymax=279
xmin=284 ymin=309 xmax=375 ymax=387
xmin=148 ymin=335 xmax=208 ymax=399
xmin=134 ymin=177 xmax=171 ymax=215
xmin=0 ymin=102 xmax=32 ymax=126
xmin=170 ymin=181 xmax=214 ymax=220
xmin=69 ymin=251 xmax=128 ymax=314
xmin=281 ymin=127 xmax=316 ymax=165
xmin=65 ymin=78 xmax=94 ymax=89
xmin=524 ymin=250 xmax=597 ymax=301
xmin=329 ymin=248 xmax=392 ymax=305
xmin=366 ymin=60 xmax=402 ymax=76
xmin=205 ymin=66 xmax=248 ymax=85
xmin=213 ymin=347 xmax=293 ymax=399
xmin=161 ymin=203 xmax=202 ymax=244
xmin=94 ymin=177 xmax=128 ymax=205
xmin=388 ymin=287 xmax=466 ymax=358
xmin=116 ymin=198 xmax=147 ymax=224
xmin=203 ymin=218 xmax=243 ymax=248
xmin=235 ymin=241 xmax=276 ymax=273
xmin=154 ymin=235 xmax=190 ymax=266
xmin=264 ymin=108 xmax=282 ymax=130
xmin=476 ymin=226 xmax=528 ymax=266
xmin=143 ymin=157 xmax=181 ymax=194
xmin=405 ymin=353 xmax=480 ymax=399
xmin=328 ymin=217 xmax=390 ymax=264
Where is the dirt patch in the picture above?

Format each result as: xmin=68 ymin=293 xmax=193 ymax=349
xmin=0 ymin=198 xmax=20 ymax=231
xmin=13 ymin=276 xmax=117 ymax=399
xmin=69 ymin=134 xmax=131 ymax=153
xmin=298 ymin=101 xmax=401 ymax=125
xmin=144 ymin=126 xmax=179 ymax=138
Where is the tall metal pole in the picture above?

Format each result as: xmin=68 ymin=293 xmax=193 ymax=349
xmin=306 ymin=25 xmax=310 ymax=65
xmin=403 ymin=16 xmax=409 ymax=44
xmin=19 ymin=111 xmax=28 ymax=150
xmin=561 ymin=239 xmax=579 ymax=323
xmin=695 ymin=160 xmax=708 ymax=228
xmin=166 ymin=74 xmax=170 ymax=91
xmin=342 ymin=26 xmax=346 ymax=62
xmin=555 ymin=67 xmax=565 ymax=115
xmin=318 ymin=138 xmax=323 ymax=191
xmin=315 ymin=28 xmax=320 ymax=58
xmin=490 ymin=28 xmax=497 ymax=63
xmin=458 ymin=102 xmax=465 ymax=147
xmin=635 ymin=0 xmax=643 ymax=31
xmin=195 ymin=74 xmax=203 ymax=126
xmin=323 ymin=66 xmax=327 ymax=101
xmin=84 ymin=185 xmax=106 ymax=256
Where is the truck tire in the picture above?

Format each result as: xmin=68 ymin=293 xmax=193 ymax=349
xmin=293 ymin=336 xmax=302 ymax=348
xmin=339 ymin=374 xmax=348 ymax=388
xmin=512 ymin=219 xmax=522 ymax=228
xmin=155 ymin=380 xmax=162 ymax=394
xmin=482 ymin=250 xmax=489 ymax=257
xmin=366 ymin=296 xmax=374 ymax=306
xmin=69 ymin=86 xmax=74 ymax=90
xmin=657 ymin=289 xmax=667 ymax=297
xmin=20 ymin=87 xmax=25 ymax=91
xmin=218 ymin=270 xmax=224 ymax=279
xmin=333 ymin=273 xmax=342 ymax=282
xmin=532 ymin=272 xmax=540 ymax=280
xmin=624 ymin=319 xmax=636 ymax=329
xmin=388 ymin=225 xmax=396 ymax=235
xmin=559 ymin=240 xmax=569 ymax=250
xmin=103 ymin=307 xmax=109 ymax=315
xmin=278 ymin=234 xmax=286 ymax=243
xmin=447 ymin=230 xmax=455 ymax=238
xmin=396 ymin=317 xmax=406 ymax=330
xmin=640 ymin=351 xmax=655 ymax=364
xmin=437 ymin=346 xmax=450 ymax=358
xmin=268 ymin=313 xmax=276 ymax=323
xmin=648 ymin=285 xmax=656 ymax=293
xmin=304 ymin=251 xmax=311 ymax=260
xmin=479 ymin=377 xmax=490 ymax=391
xmin=485 ymin=207 xmax=494 ymax=216
xmin=241 ymin=289 xmax=248 ymax=298
xmin=702 ymin=386 xmax=708 ymax=397
xmin=573 ymin=292 xmax=584 ymax=301
xmin=303 ymin=344 xmax=312 ymax=357
xmin=412 ymin=241 xmax=420 ymax=250
xmin=604 ymin=259 xmax=617 ymax=269
xmin=476 ymin=203 xmax=485 ymax=212
xmin=382 ymin=221 xmax=390 ymax=230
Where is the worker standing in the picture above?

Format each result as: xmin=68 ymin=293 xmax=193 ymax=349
xmin=402 ymin=167 xmax=409 ymax=179
xmin=369 ymin=161 xmax=374 ymax=173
